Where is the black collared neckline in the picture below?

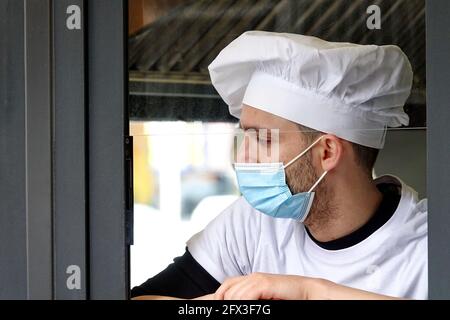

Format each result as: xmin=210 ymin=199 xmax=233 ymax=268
xmin=305 ymin=183 xmax=401 ymax=251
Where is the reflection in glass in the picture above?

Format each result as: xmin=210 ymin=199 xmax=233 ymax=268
xmin=130 ymin=121 xmax=239 ymax=286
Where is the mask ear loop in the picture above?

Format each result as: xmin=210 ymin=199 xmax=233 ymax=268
xmin=307 ymin=170 xmax=328 ymax=193
xmin=284 ymin=136 xmax=324 ymax=169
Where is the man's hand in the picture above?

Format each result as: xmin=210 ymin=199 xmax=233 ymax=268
xmin=212 ymin=273 xmax=400 ymax=300
xmin=131 ymin=273 xmax=402 ymax=300
xmin=213 ymin=273 xmax=321 ymax=300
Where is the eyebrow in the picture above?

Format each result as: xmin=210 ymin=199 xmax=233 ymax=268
xmin=238 ymin=122 xmax=266 ymax=131
xmin=238 ymin=123 xmax=297 ymax=136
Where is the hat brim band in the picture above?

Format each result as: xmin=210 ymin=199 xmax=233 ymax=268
xmin=240 ymin=71 xmax=386 ymax=149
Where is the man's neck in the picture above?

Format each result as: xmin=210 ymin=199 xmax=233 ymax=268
xmin=306 ymin=174 xmax=383 ymax=243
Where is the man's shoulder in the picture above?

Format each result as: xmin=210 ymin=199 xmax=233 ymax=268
xmin=375 ymin=174 xmax=427 ymax=218
xmin=398 ymin=177 xmax=428 ymax=230
xmin=372 ymin=174 xmax=427 ymax=251
xmin=403 ymin=197 xmax=428 ymax=240
xmin=384 ymin=175 xmax=428 ymax=248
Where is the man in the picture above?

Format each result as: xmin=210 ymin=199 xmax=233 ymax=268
xmin=131 ymin=31 xmax=427 ymax=300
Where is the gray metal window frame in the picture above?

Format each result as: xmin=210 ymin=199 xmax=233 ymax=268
xmin=87 ymin=0 xmax=130 ymax=300
xmin=25 ymin=0 xmax=53 ymax=300
xmin=1 ymin=0 xmax=29 ymax=299
xmin=53 ymin=0 xmax=88 ymax=299
xmin=0 ymin=0 xmax=129 ymax=299
xmin=426 ymin=0 xmax=450 ymax=300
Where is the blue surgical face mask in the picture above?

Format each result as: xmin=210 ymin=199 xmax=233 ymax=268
xmin=234 ymin=136 xmax=327 ymax=221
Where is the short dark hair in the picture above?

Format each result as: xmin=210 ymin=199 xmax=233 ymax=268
xmin=297 ymin=124 xmax=379 ymax=174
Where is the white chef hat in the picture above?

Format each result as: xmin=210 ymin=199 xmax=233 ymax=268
xmin=208 ymin=31 xmax=413 ymax=149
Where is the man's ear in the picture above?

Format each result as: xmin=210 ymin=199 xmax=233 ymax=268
xmin=317 ymin=134 xmax=343 ymax=172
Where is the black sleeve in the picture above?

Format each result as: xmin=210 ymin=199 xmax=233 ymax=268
xmin=130 ymin=248 xmax=221 ymax=299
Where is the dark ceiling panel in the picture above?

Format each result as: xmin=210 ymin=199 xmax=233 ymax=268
xmin=129 ymin=0 xmax=426 ymax=123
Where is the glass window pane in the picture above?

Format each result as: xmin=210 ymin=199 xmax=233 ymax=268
xmin=128 ymin=0 xmax=426 ymax=292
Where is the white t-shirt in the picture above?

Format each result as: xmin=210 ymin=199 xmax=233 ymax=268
xmin=186 ymin=175 xmax=428 ymax=299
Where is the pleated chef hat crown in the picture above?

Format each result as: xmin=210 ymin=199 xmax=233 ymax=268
xmin=208 ymin=31 xmax=413 ymax=149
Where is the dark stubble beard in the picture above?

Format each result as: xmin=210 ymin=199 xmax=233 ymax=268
xmin=285 ymin=150 xmax=337 ymax=229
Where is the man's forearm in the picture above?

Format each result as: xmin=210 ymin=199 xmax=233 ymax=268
xmin=131 ymin=279 xmax=402 ymax=300
xmin=313 ymin=279 xmax=402 ymax=300
xmin=131 ymin=294 xmax=215 ymax=300
xmin=131 ymin=295 xmax=183 ymax=300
